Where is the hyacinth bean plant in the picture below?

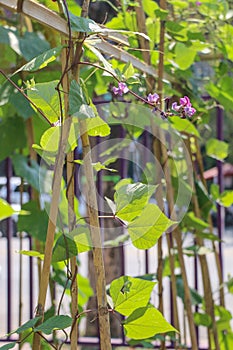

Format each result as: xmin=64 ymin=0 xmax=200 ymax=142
xmin=0 ymin=0 xmax=233 ymax=349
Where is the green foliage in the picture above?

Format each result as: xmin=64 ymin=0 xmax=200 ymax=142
xmin=27 ymin=80 xmax=62 ymax=124
xmin=17 ymin=201 xmax=49 ymax=242
xmin=127 ymin=204 xmax=175 ymax=249
xmin=110 ymin=276 xmax=176 ymax=340
xmin=110 ymin=276 xmax=156 ymax=316
xmin=206 ymin=138 xmax=229 ymax=161
xmin=123 ymin=306 xmax=176 ymax=339
xmin=0 ymin=116 xmax=27 ymax=161
xmin=34 ymin=315 xmax=72 ymax=334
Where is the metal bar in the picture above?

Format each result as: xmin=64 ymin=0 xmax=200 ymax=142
xmin=6 ymin=158 xmax=13 ymax=335
xmin=216 ymin=106 xmax=224 ymax=272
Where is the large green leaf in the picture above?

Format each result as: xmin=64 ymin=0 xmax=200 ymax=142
xmin=17 ymin=201 xmax=48 ymax=242
xmin=114 ymin=182 xmax=157 ymax=221
xmin=15 ymin=317 xmax=41 ymax=334
xmin=169 ymin=116 xmax=200 ymax=137
xmin=127 ymin=204 xmax=175 ymax=249
xmin=34 ymin=315 xmax=72 ymax=334
xmin=123 ymin=306 xmax=176 ymax=339
xmin=0 ymin=116 xmax=27 ymax=161
xmin=14 ymin=46 xmax=63 ymax=75
xmin=9 ymin=88 xmax=35 ymax=119
xmin=206 ymin=138 xmax=228 ymax=161
xmin=12 ymin=154 xmax=46 ymax=192
xmin=52 ymin=234 xmax=78 ymax=263
xmin=174 ymin=42 xmax=197 ymax=70
xmin=110 ymin=276 xmax=156 ymax=316
xmin=27 ymin=80 xmax=62 ymax=124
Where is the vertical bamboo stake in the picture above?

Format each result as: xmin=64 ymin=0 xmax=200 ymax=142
xmin=186 ymin=137 xmax=220 ymax=350
xmin=71 ymin=0 xmax=112 ymax=348
xmin=135 ymin=2 xmax=181 ymax=348
xmin=32 ymin=117 xmax=72 ymax=349
xmin=60 ymin=42 xmax=79 ymax=348
xmin=194 ymin=137 xmax=225 ymax=308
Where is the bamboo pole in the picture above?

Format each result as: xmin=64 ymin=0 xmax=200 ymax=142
xmin=32 ymin=117 xmax=72 ymax=349
xmin=71 ymin=0 xmax=112 ymax=347
xmin=186 ymin=137 xmax=220 ymax=350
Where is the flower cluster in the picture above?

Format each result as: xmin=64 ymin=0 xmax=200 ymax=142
xmin=112 ymin=82 xmax=129 ymax=96
xmin=172 ymin=96 xmax=196 ymax=117
xmin=112 ymin=82 xmax=196 ymax=118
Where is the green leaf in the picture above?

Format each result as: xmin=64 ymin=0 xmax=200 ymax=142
xmin=110 ymin=276 xmax=156 ymax=316
xmin=115 ymin=182 xmax=157 ymax=221
xmin=69 ymin=12 xmax=101 ymax=33
xmin=27 ymin=80 xmax=62 ymax=124
xmin=195 ymin=180 xmax=213 ymax=219
xmin=9 ymin=88 xmax=35 ymax=120
xmin=14 ymin=316 xmax=41 ymax=334
xmin=169 ymin=116 xmax=200 ymax=137
xmin=34 ymin=315 xmax=72 ymax=334
xmin=77 ymin=274 xmax=94 ymax=306
xmin=206 ymin=138 xmax=228 ymax=161
xmin=0 ymin=198 xmax=14 ymax=220
xmin=52 ymin=234 xmax=78 ymax=263
xmin=12 ymin=154 xmax=45 ymax=192
xmin=174 ymin=43 xmax=196 ymax=70
xmin=124 ymin=306 xmax=176 ymax=339
xmin=17 ymin=201 xmax=48 ymax=242
xmin=0 ymin=116 xmax=27 ymax=161
xmin=122 ymin=62 xmax=135 ymax=80
xmin=86 ymin=115 xmax=111 ymax=137
xmin=18 ymin=250 xmax=44 ymax=260
xmin=219 ymin=190 xmax=233 ymax=207
xmin=14 ymin=46 xmax=63 ymax=75
xmin=183 ymin=212 xmax=209 ymax=231
xmin=128 ymin=204 xmax=175 ymax=249
xmin=194 ymin=312 xmax=212 ymax=327
xmin=69 ymin=80 xmax=94 ymax=119
xmin=0 ymin=344 xmax=17 ymax=350
xmin=70 ymin=227 xmax=92 ymax=253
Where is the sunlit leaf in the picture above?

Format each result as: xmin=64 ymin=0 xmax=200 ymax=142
xmin=169 ymin=116 xmax=200 ymax=137
xmin=14 ymin=46 xmax=63 ymax=75
xmin=206 ymin=138 xmax=228 ymax=161
xmin=127 ymin=204 xmax=175 ymax=249
xmin=194 ymin=312 xmax=212 ymax=327
xmin=0 ymin=198 xmax=14 ymax=220
xmin=18 ymin=250 xmax=44 ymax=260
xmin=124 ymin=306 xmax=176 ymax=339
xmin=27 ymin=80 xmax=62 ymax=124
xmin=115 ymin=182 xmax=157 ymax=221
xmin=110 ymin=276 xmax=156 ymax=316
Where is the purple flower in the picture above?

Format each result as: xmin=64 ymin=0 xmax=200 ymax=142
xmin=147 ymin=93 xmax=159 ymax=104
xmin=180 ymin=96 xmax=191 ymax=107
xmin=172 ymin=95 xmax=196 ymax=118
xmin=171 ymin=102 xmax=180 ymax=112
xmin=184 ymin=106 xmax=196 ymax=117
xmin=196 ymin=1 xmax=202 ymax=6
xmin=112 ymin=82 xmax=129 ymax=96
